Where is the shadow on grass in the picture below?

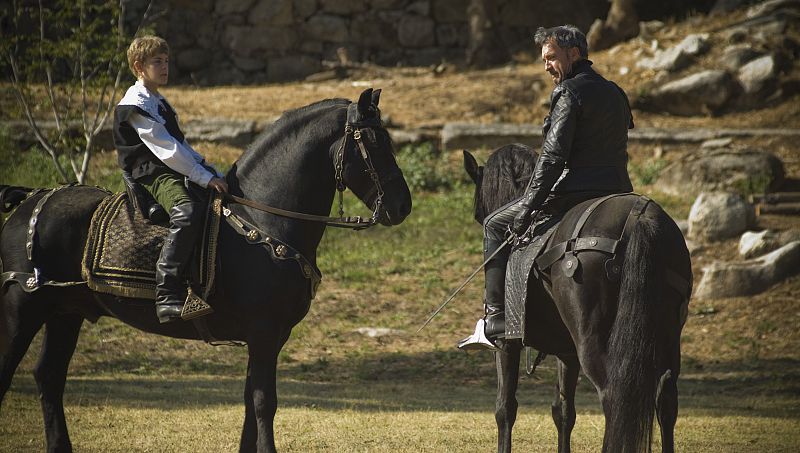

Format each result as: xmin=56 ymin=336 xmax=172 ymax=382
xmin=7 ymin=352 xmax=799 ymax=418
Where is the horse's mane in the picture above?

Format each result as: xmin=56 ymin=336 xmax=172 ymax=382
xmin=476 ymin=143 xmax=538 ymax=221
xmin=243 ymin=98 xmax=350 ymax=160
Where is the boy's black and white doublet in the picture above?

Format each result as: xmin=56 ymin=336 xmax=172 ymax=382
xmin=114 ymin=80 xmax=218 ymax=186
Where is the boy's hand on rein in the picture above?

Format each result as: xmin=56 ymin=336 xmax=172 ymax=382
xmin=208 ymin=177 xmax=229 ymax=194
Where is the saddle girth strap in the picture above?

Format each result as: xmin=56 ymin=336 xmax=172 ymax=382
xmin=0 ymin=269 xmax=85 ymax=293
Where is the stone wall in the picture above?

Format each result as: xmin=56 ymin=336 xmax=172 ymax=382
xmin=146 ymin=0 xmax=608 ymax=84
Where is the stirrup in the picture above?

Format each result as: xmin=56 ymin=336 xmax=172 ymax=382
xmin=181 ymin=287 xmax=214 ymax=320
xmin=457 ymin=319 xmax=499 ymax=351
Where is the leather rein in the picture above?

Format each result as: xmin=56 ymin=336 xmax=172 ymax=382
xmin=224 ymin=120 xmax=390 ymax=231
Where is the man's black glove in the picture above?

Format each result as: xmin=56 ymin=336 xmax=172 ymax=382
xmin=512 ymin=205 xmax=534 ymax=235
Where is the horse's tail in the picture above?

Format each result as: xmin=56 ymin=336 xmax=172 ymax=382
xmin=0 ymin=185 xmax=35 ymax=213
xmin=605 ymin=212 xmax=663 ymax=453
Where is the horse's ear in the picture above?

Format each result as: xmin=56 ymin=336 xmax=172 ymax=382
xmin=358 ymin=88 xmax=374 ymax=114
xmin=371 ymin=89 xmax=381 ymax=107
xmin=463 ymin=150 xmax=482 ymax=185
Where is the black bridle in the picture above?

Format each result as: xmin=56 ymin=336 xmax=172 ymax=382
xmin=224 ymin=104 xmax=394 ymax=230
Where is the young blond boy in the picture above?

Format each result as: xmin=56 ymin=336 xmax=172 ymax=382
xmin=113 ymin=36 xmax=227 ymax=323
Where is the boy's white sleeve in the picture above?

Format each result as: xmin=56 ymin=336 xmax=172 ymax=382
xmin=129 ymin=112 xmax=216 ymax=188
xmin=182 ymin=138 xmax=223 ymax=177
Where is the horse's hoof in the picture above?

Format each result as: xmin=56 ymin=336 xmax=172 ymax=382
xmin=456 ymin=319 xmax=500 ymax=351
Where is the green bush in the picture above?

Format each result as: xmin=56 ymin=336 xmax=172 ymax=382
xmin=629 ymin=158 xmax=667 ymax=187
xmin=396 ymin=142 xmax=462 ymax=192
xmin=731 ymin=172 xmax=771 ymax=197
xmin=0 ymin=129 xmax=64 ymax=188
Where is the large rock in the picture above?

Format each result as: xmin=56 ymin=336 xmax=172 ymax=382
xmin=441 ymin=123 xmax=541 ymax=151
xmin=176 ymin=48 xmax=212 ymax=72
xmin=223 ymin=25 xmax=298 ymax=54
xmin=305 ymin=14 xmax=350 ymax=43
xmin=432 ymin=0 xmax=467 ymax=22
xmin=746 ymin=0 xmax=800 ymax=18
xmin=687 ymin=191 xmax=755 ymax=241
xmin=711 ymin=0 xmax=752 ymax=15
xmin=266 ymin=54 xmax=321 ymax=81
xmin=695 ymin=241 xmax=800 ymax=299
xmin=641 ymin=70 xmax=736 ymax=116
xmin=293 ymin=0 xmax=316 ymax=18
xmin=637 ymin=34 xmax=710 ymax=72
xmin=739 ymin=229 xmax=800 ymax=259
xmin=737 ymin=54 xmax=779 ymax=101
xmin=720 ymin=45 xmax=764 ymax=71
xmin=319 ymin=0 xmax=366 ymax=14
xmin=436 ymin=23 xmax=467 ymax=47
xmin=215 ymin=0 xmax=256 ymax=15
xmin=249 ymin=0 xmax=294 ymax=25
xmin=656 ymin=147 xmax=785 ymax=196
xmin=182 ymin=118 xmax=257 ymax=147
xmin=350 ymin=15 xmax=398 ymax=50
xmin=398 ymin=14 xmax=435 ymax=48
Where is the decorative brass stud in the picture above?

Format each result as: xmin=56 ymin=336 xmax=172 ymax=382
xmin=275 ymin=245 xmax=287 ymax=257
xmin=26 ymin=277 xmax=36 ymax=289
xmin=246 ymin=230 xmax=259 ymax=241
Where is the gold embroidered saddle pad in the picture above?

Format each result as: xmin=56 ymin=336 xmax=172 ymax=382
xmin=81 ymin=192 xmax=221 ymax=300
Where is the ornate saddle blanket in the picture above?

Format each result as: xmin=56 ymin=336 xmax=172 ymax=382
xmin=81 ymin=192 xmax=222 ymax=301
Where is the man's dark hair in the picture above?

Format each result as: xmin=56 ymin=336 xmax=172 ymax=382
xmin=533 ymin=25 xmax=588 ymax=58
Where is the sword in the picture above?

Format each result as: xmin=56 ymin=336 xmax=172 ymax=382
xmin=416 ymin=234 xmax=514 ymax=333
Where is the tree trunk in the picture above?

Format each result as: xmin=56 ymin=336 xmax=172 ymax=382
xmin=587 ymin=0 xmax=639 ymax=52
xmin=466 ymin=0 xmax=510 ymax=68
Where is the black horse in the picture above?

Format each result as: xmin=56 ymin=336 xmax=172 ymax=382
xmin=463 ymin=144 xmax=691 ymax=453
xmin=0 ymin=88 xmax=411 ymax=453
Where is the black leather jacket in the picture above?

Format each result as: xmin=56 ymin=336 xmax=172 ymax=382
xmin=520 ymin=59 xmax=634 ymax=211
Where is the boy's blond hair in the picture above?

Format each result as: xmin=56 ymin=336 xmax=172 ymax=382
xmin=126 ymin=36 xmax=169 ymax=77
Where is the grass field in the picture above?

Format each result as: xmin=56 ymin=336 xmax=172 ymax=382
xmin=2 ymin=367 xmax=799 ymax=452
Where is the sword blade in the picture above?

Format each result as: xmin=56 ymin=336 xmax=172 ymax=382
xmin=416 ymin=235 xmax=513 ymax=333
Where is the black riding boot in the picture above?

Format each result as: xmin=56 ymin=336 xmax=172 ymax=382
xmin=155 ymin=202 xmax=203 ymax=323
xmin=458 ymin=238 xmax=510 ymax=351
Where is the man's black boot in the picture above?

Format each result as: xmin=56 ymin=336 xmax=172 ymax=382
xmin=155 ymin=202 xmax=203 ymax=323
xmin=458 ymin=238 xmax=510 ymax=351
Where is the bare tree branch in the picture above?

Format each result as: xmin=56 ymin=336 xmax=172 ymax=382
xmin=5 ymin=49 xmax=70 ymax=183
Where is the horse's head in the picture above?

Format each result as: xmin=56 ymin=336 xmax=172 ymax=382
xmin=463 ymin=144 xmax=538 ymax=224
xmin=336 ymin=88 xmax=411 ymax=226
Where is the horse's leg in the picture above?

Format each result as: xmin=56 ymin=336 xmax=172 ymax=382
xmin=495 ymin=340 xmax=521 ymax=453
xmin=239 ymin=363 xmax=257 ymax=451
xmin=33 ymin=313 xmax=84 ymax=453
xmin=552 ymin=355 xmax=580 ymax=453
xmin=0 ymin=288 xmax=47 ymax=407
xmin=656 ymin=339 xmax=681 ymax=453
xmin=240 ymin=328 xmax=289 ymax=453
